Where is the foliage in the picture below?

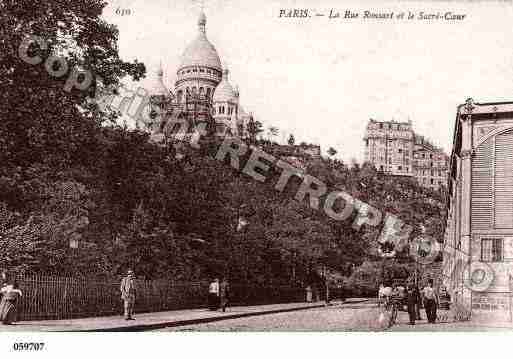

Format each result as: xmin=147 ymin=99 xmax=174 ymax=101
xmin=0 ymin=1 xmax=446 ymax=286
xmin=287 ymin=134 xmax=295 ymax=146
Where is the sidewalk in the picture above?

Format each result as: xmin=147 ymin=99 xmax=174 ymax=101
xmin=390 ymin=310 xmax=513 ymax=331
xmin=0 ymin=300 xmax=365 ymax=332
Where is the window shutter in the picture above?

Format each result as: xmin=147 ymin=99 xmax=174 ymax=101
xmin=494 ymin=130 xmax=513 ymax=228
xmin=472 ymin=138 xmax=493 ymax=229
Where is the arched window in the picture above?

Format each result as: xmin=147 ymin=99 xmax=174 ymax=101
xmin=472 ymin=129 xmax=513 ymax=229
xmin=206 ymin=88 xmax=211 ymax=99
xmin=199 ymin=87 xmax=204 ymax=97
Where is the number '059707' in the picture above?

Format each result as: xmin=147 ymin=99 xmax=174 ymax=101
xmin=12 ymin=342 xmax=45 ymax=351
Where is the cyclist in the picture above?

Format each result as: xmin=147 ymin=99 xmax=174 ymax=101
xmin=381 ymin=282 xmax=399 ymax=326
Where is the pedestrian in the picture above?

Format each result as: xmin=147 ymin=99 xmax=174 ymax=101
xmin=414 ymin=284 xmax=422 ymax=320
xmin=219 ymin=278 xmax=229 ymax=312
xmin=0 ymin=280 xmax=23 ymax=325
xmin=120 ymin=269 xmax=136 ymax=320
xmin=422 ymin=279 xmax=438 ymax=323
xmin=0 ymin=272 xmax=7 ymax=303
xmin=406 ymin=283 xmax=418 ymax=325
xmin=306 ymin=285 xmax=313 ymax=303
xmin=208 ymin=278 xmax=220 ymax=310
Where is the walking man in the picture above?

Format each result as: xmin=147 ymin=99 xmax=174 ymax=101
xmin=219 ymin=278 xmax=229 ymax=312
xmin=422 ymin=279 xmax=438 ymax=323
xmin=120 ymin=270 xmax=136 ymax=320
xmin=406 ymin=283 xmax=418 ymax=325
xmin=414 ymin=284 xmax=422 ymax=320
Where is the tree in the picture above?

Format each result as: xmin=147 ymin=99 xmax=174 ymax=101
xmin=287 ymin=134 xmax=295 ymax=146
xmin=0 ymin=0 xmax=145 ymax=170
xmin=246 ymin=117 xmax=264 ymax=144
xmin=267 ymin=126 xmax=279 ymax=142
xmin=0 ymin=1 xmax=447 ymax=282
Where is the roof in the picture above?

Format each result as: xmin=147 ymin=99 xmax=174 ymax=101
xmin=213 ymin=69 xmax=237 ymax=103
xmin=178 ymin=13 xmax=222 ymax=71
xmin=148 ymin=65 xmax=171 ymax=97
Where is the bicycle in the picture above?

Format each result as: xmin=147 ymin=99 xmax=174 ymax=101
xmin=382 ymin=295 xmax=400 ymax=327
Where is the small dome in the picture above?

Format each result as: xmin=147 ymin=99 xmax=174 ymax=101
xmin=213 ymin=69 xmax=237 ymax=103
xmin=148 ymin=65 xmax=171 ymax=96
xmin=178 ymin=12 xmax=222 ymax=71
xmin=198 ymin=11 xmax=206 ymax=26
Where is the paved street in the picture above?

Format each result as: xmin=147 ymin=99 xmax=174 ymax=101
xmin=157 ymin=302 xmax=384 ymax=331
xmin=158 ymin=303 xmax=513 ymax=332
xmin=2 ymin=297 xmax=512 ymax=332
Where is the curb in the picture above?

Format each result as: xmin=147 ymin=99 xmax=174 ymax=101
xmin=75 ymin=304 xmax=327 ymax=332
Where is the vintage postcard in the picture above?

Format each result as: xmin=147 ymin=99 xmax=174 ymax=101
xmin=1 ymin=0 xmax=513 ymax=356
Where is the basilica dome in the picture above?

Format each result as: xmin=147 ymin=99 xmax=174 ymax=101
xmin=213 ymin=69 xmax=237 ymax=103
xmin=178 ymin=12 xmax=222 ymax=71
xmin=148 ymin=64 xmax=170 ymax=96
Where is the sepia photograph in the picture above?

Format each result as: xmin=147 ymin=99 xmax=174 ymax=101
xmin=1 ymin=0 xmax=513 ymax=356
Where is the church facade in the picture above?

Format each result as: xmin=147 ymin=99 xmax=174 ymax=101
xmin=140 ymin=11 xmax=253 ymax=141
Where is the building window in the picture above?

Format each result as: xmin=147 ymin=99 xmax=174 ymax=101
xmin=379 ymin=123 xmax=383 ymax=129
xmin=430 ymin=178 xmax=434 ymax=184
xmin=406 ymin=167 xmax=409 ymax=173
xmin=398 ymin=166 xmax=402 ymax=171
xmin=398 ymin=148 xmax=402 ymax=153
xmin=481 ymin=238 xmax=503 ymax=262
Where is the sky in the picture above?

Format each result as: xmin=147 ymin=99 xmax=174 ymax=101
xmin=103 ymin=0 xmax=513 ymax=162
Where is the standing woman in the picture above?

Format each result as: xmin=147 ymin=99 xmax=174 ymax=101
xmin=208 ymin=278 xmax=220 ymax=310
xmin=0 ymin=280 xmax=23 ymax=325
